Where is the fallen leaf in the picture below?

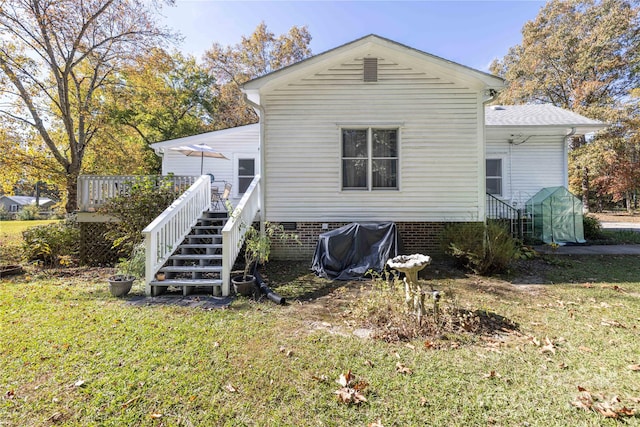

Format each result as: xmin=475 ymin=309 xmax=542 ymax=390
xmin=352 ymin=380 xmax=369 ymax=392
xmin=47 ymin=412 xmax=63 ymax=422
xmin=540 ymin=337 xmax=555 ymax=355
xmin=419 ymin=397 xmax=428 ymax=407
xmin=5 ymin=390 xmax=15 ymax=399
xmin=286 ymin=350 xmax=294 ymax=358
xmin=424 ymin=340 xmax=434 ymax=349
xmin=594 ymin=404 xmax=618 ymax=418
xmin=337 ymin=370 xmax=354 ymax=387
xmin=579 ymin=346 xmax=593 ymax=353
xmin=628 ymin=364 xmax=640 ymax=371
xmin=224 ymin=383 xmax=237 ymax=393
xmin=73 ymin=380 xmax=86 ymax=388
xmin=396 ymin=362 xmax=412 ymax=375
xmin=369 ymin=420 xmax=384 ymax=427
xmin=618 ymin=407 xmax=636 ymax=416
xmin=558 ymin=362 xmax=568 ymax=369
xmin=213 ymin=341 xmax=220 ymax=348
xmin=577 ymin=386 xmax=588 ymax=392
xmin=365 ymin=360 xmax=374 ymax=367
xmin=312 ymin=374 xmax=328 ymax=382
xmin=405 ymin=343 xmax=416 ymax=350
xmin=149 ymin=413 xmax=163 ymax=419
xmin=483 ymin=370 xmax=501 ymax=379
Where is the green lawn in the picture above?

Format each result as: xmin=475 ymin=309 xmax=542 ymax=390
xmin=1 ymin=256 xmax=639 ymax=426
xmin=0 ymin=220 xmax=60 ymax=264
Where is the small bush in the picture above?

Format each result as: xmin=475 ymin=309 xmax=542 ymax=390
xmin=22 ymin=221 xmax=80 ymax=266
xmin=16 ymin=205 xmax=41 ymax=220
xmin=99 ymin=176 xmax=180 ymax=254
xmin=0 ymin=205 xmax=11 ymax=220
xmin=582 ymin=215 xmax=604 ymax=240
xmin=441 ymin=222 xmax=518 ymax=275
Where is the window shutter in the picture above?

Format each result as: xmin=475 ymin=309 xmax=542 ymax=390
xmin=363 ymin=57 xmax=378 ymax=82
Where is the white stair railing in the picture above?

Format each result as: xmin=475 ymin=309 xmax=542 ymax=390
xmin=222 ymin=175 xmax=261 ymax=296
xmin=142 ymin=175 xmax=211 ymax=295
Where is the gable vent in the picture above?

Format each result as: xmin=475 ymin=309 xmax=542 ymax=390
xmin=363 ymin=57 xmax=378 ymax=82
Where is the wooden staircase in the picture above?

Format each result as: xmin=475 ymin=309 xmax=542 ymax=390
xmin=148 ymin=210 xmax=228 ymax=297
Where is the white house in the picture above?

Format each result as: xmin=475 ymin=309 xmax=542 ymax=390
xmin=149 ymin=123 xmax=260 ymax=204
xmin=485 ymin=104 xmax=604 ymax=208
xmin=238 ymin=34 xmax=604 ymax=258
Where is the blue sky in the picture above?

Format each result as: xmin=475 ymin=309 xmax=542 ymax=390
xmin=160 ymin=1 xmax=547 ymax=72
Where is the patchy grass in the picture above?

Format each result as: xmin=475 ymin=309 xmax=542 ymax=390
xmin=1 ymin=258 xmax=640 ymax=426
xmin=0 ymin=220 xmax=60 ymax=264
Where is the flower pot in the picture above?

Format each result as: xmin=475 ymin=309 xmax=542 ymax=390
xmin=155 ymin=272 xmax=166 ymax=281
xmin=107 ymin=275 xmax=135 ymax=297
xmin=231 ymin=275 xmax=256 ymax=296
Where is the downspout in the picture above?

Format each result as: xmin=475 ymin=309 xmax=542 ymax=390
xmin=563 ymin=127 xmax=576 ymax=189
xmin=242 ymin=93 xmax=266 ymax=235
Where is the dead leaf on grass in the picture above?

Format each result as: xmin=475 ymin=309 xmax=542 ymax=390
xmin=419 ymin=397 xmax=428 ymax=407
xmin=334 ymin=370 xmax=368 ymax=405
xmin=396 ymin=362 xmax=413 ymax=375
xmin=405 ymin=343 xmax=416 ymax=350
xmin=540 ymin=337 xmax=556 ymax=355
xmin=149 ymin=413 xmax=163 ymax=419
xmin=365 ymin=360 xmax=374 ymax=368
xmin=368 ymin=419 xmax=384 ymax=427
xmin=483 ymin=370 xmax=501 ymax=379
xmin=579 ymin=346 xmax=593 ymax=353
xmin=224 ymin=383 xmax=238 ymax=393
xmin=601 ymin=319 xmax=625 ymax=328
xmin=337 ymin=370 xmax=354 ymax=387
xmin=312 ymin=374 xmax=328 ymax=382
xmin=627 ymin=364 xmax=640 ymax=371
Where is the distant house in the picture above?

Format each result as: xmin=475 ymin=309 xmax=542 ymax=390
xmin=0 ymin=195 xmax=55 ymax=214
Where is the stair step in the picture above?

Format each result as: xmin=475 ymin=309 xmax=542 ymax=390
xmin=192 ymin=225 xmax=223 ymax=230
xmin=161 ymin=265 xmax=223 ymax=273
xmin=150 ymin=278 xmax=223 ymax=286
xmin=185 ymin=235 xmax=220 ymax=240
xmin=169 ymin=254 xmax=223 ymax=261
xmin=178 ymin=243 xmax=223 ymax=250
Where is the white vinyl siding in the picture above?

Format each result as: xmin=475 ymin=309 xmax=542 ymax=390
xmin=261 ymin=51 xmax=485 ymax=222
xmin=486 ymin=128 xmax=567 ymax=206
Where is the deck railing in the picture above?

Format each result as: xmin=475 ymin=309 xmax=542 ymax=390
xmin=142 ymin=176 xmax=211 ymax=294
xmin=222 ymin=175 xmax=261 ymax=296
xmin=77 ymin=175 xmax=198 ymax=211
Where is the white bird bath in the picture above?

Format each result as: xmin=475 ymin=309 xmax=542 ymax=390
xmin=387 ymin=254 xmax=432 ymax=322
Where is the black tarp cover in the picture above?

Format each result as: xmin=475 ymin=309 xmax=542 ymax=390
xmin=312 ymin=222 xmax=398 ymax=280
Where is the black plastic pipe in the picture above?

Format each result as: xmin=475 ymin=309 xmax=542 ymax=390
xmin=253 ymin=267 xmax=286 ymax=305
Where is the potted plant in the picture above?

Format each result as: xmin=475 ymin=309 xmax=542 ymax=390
xmin=108 ymin=243 xmax=145 ymax=297
xmin=231 ymin=222 xmax=298 ymax=296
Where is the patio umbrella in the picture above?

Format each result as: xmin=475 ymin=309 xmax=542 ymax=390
xmin=169 ymin=144 xmax=229 ymax=175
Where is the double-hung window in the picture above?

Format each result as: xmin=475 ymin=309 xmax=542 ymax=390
xmin=342 ymin=128 xmax=398 ymax=190
xmin=486 ymin=158 xmax=503 ymax=196
xmin=237 ymin=158 xmax=255 ymax=194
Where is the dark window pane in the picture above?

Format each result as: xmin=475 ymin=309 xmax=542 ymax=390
xmin=372 ymin=129 xmax=397 ymax=157
xmin=486 ymin=159 xmax=501 ymax=177
xmin=372 ymin=159 xmax=398 ymax=188
xmin=486 ymin=178 xmax=502 ymax=195
xmin=239 ymin=177 xmax=253 ymax=194
xmin=239 ymin=158 xmax=255 ymax=175
xmin=342 ymin=159 xmax=367 ymax=188
xmin=342 ymin=129 xmax=367 ymax=157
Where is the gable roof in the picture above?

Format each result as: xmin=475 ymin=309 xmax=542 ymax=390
xmin=242 ymin=34 xmax=504 ymax=93
xmin=486 ymin=104 xmax=606 ymax=132
xmin=0 ymin=195 xmax=54 ymax=206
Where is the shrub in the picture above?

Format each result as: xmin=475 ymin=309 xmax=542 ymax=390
xmin=16 ymin=205 xmax=40 ymax=220
xmin=0 ymin=205 xmax=11 ymax=220
xmin=22 ymin=221 xmax=80 ymax=266
xmin=441 ymin=222 xmax=518 ymax=275
xmin=583 ymin=215 xmax=604 ymax=240
xmin=99 ymin=176 xmax=181 ymax=254
xmin=115 ymin=242 xmax=146 ymax=279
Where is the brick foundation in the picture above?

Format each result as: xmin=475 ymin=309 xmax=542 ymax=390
xmin=269 ymin=221 xmax=477 ymax=261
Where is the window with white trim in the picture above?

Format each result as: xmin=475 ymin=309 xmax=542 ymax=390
xmin=486 ymin=158 xmax=503 ymax=196
xmin=238 ymin=158 xmax=255 ymax=194
xmin=342 ymin=128 xmax=398 ymax=190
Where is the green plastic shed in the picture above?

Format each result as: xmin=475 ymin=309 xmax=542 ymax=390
xmin=525 ymin=187 xmax=586 ymax=244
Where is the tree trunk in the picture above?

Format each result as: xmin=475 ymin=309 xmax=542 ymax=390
xmin=65 ymin=169 xmax=79 ymax=213
xmin=581 ymin=166 xmax=590 ymax=214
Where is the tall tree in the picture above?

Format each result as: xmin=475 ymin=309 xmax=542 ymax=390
xmin=490 ymin=0 xmax=640 ymax=211
xmin=0 ymin=0 xmax=173 ymax=212
xmin=108 ymin=48 xmax=218 ymax=147
xmin=203 ymin=23 xmax=312 ymax=128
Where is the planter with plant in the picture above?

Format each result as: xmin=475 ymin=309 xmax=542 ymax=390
xmin=232 ymin=222 xmax=298 ymax=296
xmin=108 ymin=243 xmax=145 ymax=297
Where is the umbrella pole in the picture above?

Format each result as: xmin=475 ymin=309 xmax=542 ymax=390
xmin=200 ymin=153 xmax=204 ymax=175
